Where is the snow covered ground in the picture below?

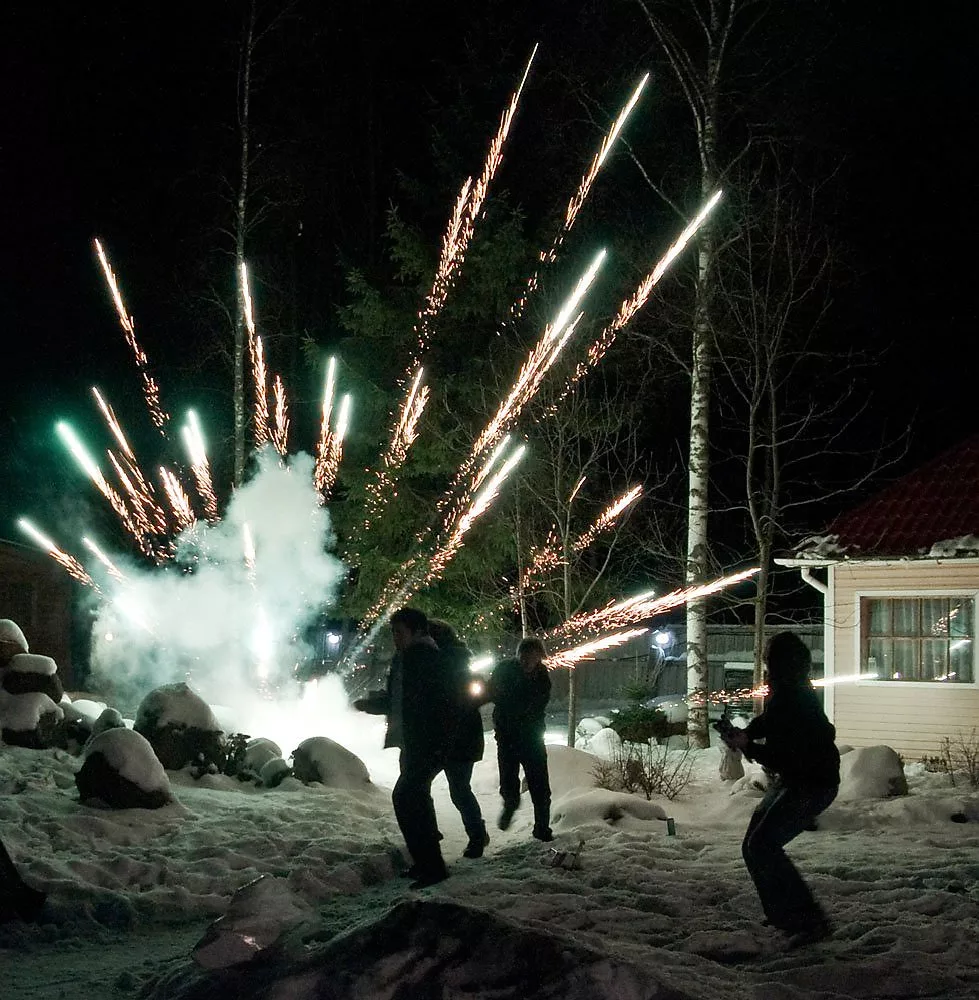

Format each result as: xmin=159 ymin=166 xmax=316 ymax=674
xmin=3 ymin=691 xmax=979 ymax=1000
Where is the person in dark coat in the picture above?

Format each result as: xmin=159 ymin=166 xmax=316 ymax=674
xmin=353 ymin=607 xmax=453 ymax=888
xmin=428 ymin=619 xmax=490 ymax=859
xmin=719 ymin=631 xmax=840 ymax=946
xmin=487 ymin=636 xmax=553 ymax=842
xmin=1 ymin=836 xmax=46 ymax=924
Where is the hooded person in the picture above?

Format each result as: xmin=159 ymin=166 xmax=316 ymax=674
xmin=428 ymin=619 xmax=489 ymax=859
xmin=486 ymin=636 xmax=553 ymax=842
xmin=719 ymin=631 xmax=840 ymax=947
xmin=353 ymin=606 xmax=453 ymax=888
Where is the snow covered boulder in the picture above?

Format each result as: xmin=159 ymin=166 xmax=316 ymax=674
xmin=259 ymin=757 xmax=292 ymax=788
xmin=192 ymin=875 xmax=316 ymax=970
xmin=2 ymin=653 xmax=64 ymax=704
xmin=541 ymin=744 xmax=602 ymax=797
xmin=243 ymin=737 xmax=283 ymax=775
xmin=577 ymin=716 xmax=606 ymax=739
xmin=0 ymin=618 xmax=29 ymax=663
xmin=838 ymin=745 xmax=908 ymax=800
xmin=291 ymin=737 xmax=371 ymax=789
xmin=134 ymin=683 xmax=224 ymax=771
xmin=0 ymin=688 xmax=65 ymax=748
xmin=579 ymin=726 xmax=622 ymax=760
xmin=552 ymin=787 xmax=669 ymax=831
xmin=75 ymin=728 xmax=173 ymax=809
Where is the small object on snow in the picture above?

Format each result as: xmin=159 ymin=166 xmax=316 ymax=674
xmin=666 ymin=817 xmax=676 ymax=836
xmin=543 ymin=838 xmax=584 ymax=871
xmin=719 ymin=744 xmax=745 ymax=782
xmin=192 ymin=875 xmax=315 ymax=969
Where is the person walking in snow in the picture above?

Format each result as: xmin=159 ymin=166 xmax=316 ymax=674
xmin=0 ymin=836 xmax=46 ymax=924
xmin=719 ymin=631 xmax=840 ymax=946
xmin=428 ymin=619 xmax=490 ymax=860
xmin=487 ymin=636 xmax=553 ymax=842
xmin=353 ymin=606 xmax=453 ymax=888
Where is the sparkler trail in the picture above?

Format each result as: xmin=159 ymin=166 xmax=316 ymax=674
xmin=319 ymin=394 xmax=351 ymax=498
xmin=92 ymin=387 xmax=137 ymax=461
xmin=81 ymin=536 xmax=126 ymax=583
xmin=159 ymin=467 xmax=196 ymax=532
xmin=313 ymin=358 xmax=337 ymax=491
xmin=548 ymin=627 xmax=649 ymax=670
xmin=272 ymin=375 xmax=289 ymax=456
xmin=557 ymin=190 xmax=723 ymax=400
xmin=182 ymin=410 xmax=220 ymax=523
xmin=572 ymin=485 xmax=642 ymax=554
xmin=240 ymin=264 xmax=271 ymax=447
xmin=511 ymin=73 xmax=649 ymax=320
xmin=17 ymin=518 xmax=97 ymax=590
xmin=93 ymin=240 xmax=169 ymax=431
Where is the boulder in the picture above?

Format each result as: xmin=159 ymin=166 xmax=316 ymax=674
xmin=244 ymin=737 xmax=283 ymax=774
xmin=259 ymin=757 xmax=292 ymax=788
xmin=2 ymin=653 xmax=64 ymax=704
xmin=838 ymin=744 xmax=908 ymax=800
xmin=0 ymin=689 xmax=64 ymax=748
xmin=76 ymin=728 xmax=173 ymax=809
xmin=134 ymin=683 xmax=224 ymax=770
xmin=291 ymin=737 xmax=371 ymax=789
xmin=0 ymin=619 xmax=29 ymax=664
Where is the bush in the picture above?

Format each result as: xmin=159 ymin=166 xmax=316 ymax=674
xmin=592 ymin=741 xmax=696 ymax=800
xmin=924 ymin=729 xmax=979 ymax=788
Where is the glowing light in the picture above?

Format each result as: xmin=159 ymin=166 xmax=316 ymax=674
xmin=572 ymin=485 xmax=642 ymax=555
xmin=469 ymin=680 xmax=485 ymax=697
xmin=159 ymin=466 xmax=195 ymax=531
xmin=272 ymin=375 xmax=289 ymax=455
xmin=654 ymin=630 xmax=673 ymax=647
xmin=242 ymin=523 xmax=256 ymax=572
xmin=470 ymin=654 xmax=495 ymax=673
xmin=182 ymin=410 xmax=219 ymax=523
xmin=314 ymin=357 xmax=338 ymax=491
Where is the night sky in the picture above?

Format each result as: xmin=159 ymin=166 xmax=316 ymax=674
xmin=1 ymin=2 xmax=976 ymax=548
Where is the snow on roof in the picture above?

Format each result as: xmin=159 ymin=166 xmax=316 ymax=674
xmin=796 ymin=433 xmax=979 ymax=559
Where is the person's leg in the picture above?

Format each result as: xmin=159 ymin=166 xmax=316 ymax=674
xmin=444 ymin=760 xmax=488 ymax=851
xmin=392 ymin=754 xmax=448 ymax=882
xmin=521 ymin=738 xmax=552 ymax=840
xmin=496 ymin=733 xmax=521 ymax=829
xmin=742 ymin=783 xmax=837 ymax=932
xmin=0 ymin=837 xmax=46 ymax=922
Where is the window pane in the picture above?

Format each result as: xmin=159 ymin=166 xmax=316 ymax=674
xmin=949 ymin=600 xmax=973 ymax=639
xmin=891 ymin=640 xmax=919 ymax=680
xmin=867 ymin=600 xmax=889 ymax=637
xmin=866 ymin=638 xmax=889 ymax=677
xmin=919 ymin=639 xmax=947 ymax=681
xmin=892 ymin=600 xmax=920 ymax=637
xmin=950 ymin=639 xmax=974 ymax=683
xmin=922 ymin=598 xmax=950 ymax=637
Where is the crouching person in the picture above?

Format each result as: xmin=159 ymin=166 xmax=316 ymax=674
xmin=488 ymin=637 xmax=553 ymax=842
xmin=722 ymin=631 xmax=839 ymax=947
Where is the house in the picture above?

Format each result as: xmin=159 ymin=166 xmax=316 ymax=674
xmin=0 ymin=538 xmax=76 ymax=687
xmin=777 ymin=434 xmax=979 ymax=761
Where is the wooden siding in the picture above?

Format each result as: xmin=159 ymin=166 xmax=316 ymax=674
xmin=830 ymin=561 xmax=979 ymax=759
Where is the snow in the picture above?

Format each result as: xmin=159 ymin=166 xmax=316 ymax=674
xmin=83 ymin=728 xmax=172 ymax=795
xmin=928 ymin=534 xmax=979 ymax=558
xmin=5 ymin=652 xmax=58 ymax=676
xmin=0 ymin=617 xmax=29 ymax=652
xmin=0 ymin=688 xmax=63 ymax=731
xmin=3 ymin=693 xmax=979 ymax=1000
xmin=135 ymin=684 xmax=221 ymax=733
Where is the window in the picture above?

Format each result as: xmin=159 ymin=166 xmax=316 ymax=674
xmin=860 ymin=596 xmax=975 ymax=683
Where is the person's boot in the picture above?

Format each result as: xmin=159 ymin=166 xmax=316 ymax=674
xmin=14 ymin=886 xmax=47 ymax=922
xmin=498 ymin=800 xmax=519 ymax=830
xmin=462 ymin=822 xmax=490 ymax=859
xmin=532 ymin=825 xmax=554 ymax=842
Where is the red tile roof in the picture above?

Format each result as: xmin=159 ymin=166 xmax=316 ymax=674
xmin=806 ymin=433 xmax=979 ymax=559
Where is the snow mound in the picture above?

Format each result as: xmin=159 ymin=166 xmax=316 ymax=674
xmin=5 ymin=652 xmax=57 ymax=676
xmin=147 ymin=898 xmax=697 ymax=1000
xmin=81 ymin=727 xmax=172 ymax=798
xmin=544 ymin=744 xmax=602 ymax=797
xmin=578 ymin=727 xmax=622 ymax=759
xmin=292 ymin=736 xmax=372 ymax=789
xmin=135 ymin=683 xmax=222 ymax=732
xmin=838 ymin=745 xmax=908 ymax=800
xmin=0 ymin=688 xmax=63 ymax=734
xmin=0 ymin=618 xmax=28 ymax=655
xmin=928 ymin=534 xmax=979 ymax=558
xmin=552 ymin=787 xmax=669 ymax=831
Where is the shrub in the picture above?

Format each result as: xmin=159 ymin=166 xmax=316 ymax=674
xmin=592 ymin=740 xmax=696 ymax=800
xmin=926 ymin=729 xmax=979 ymax=788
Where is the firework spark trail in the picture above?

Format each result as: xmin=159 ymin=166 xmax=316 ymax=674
xmin=240 ymin=264 xmax=272 ymax=447
xmin=548 ymin=627 xmax=650 ymax=670
xmin=242 ymin=522 xmax=256 ymax=576
xmin=272 ymin=375 xmax=290 ymax=456
xmin=320 ymin=394 xmax=352 ymax=498
xmin=547 ymin=567 xmax=759 ymax=644
xmin=17 ymin=518 xmax=98 ymax=590
xmin=91 ymin=387 xmax=137 ymax=461
xmin=557 ymin=190 xmax=723 ymax=402
xmin=93 ymin=240 xmax=169 ymax=431
xmin=313 ymin=358 xmax=338 ymax=491
xmin=106 ymin=450 xmax=168 ymax=539
xmin=158 ymin=467 xmax=196 ymax=531
xmin=182 ymin=411 xmax=220 ymax=523
xmin=572 ymin=485 xmax=642 ymax=554
xmin=511 ymin=73 xmax=650 ymax=321
xmin=386 ymin=367 xmax=428 ymax=470
xmin=81 ymin=536 xmax=127 ymax=583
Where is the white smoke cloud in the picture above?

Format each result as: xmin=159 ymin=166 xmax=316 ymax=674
xmin=89 ymin=449 xmax=346 ymax=719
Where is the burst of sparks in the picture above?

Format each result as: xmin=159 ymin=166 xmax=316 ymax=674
xmin=93 ymin=239 xmax=168 ymax=430
xmin=92 ymin=387 xmax=136 ymax=461
xmin=242 ymin=522 xmax=256 ymax=574
xmin=81 ymin=536 xmax=127 ymax=583
xmin=313 ymin=358 xmax=338 ymax=491
xmin=182 ymin=410 xmax=220 ymax=523
xmin=548 ymin=627 xmax=650 ymax=670
xmin=549 ymin=567 xmax=759 ymax=644
xmin=572 ymin=485 xmax=642 ymax=554
xmin=159 ymin=467 xmax=196 ymax=531
xmin=241 ymin=264 xmax=272 ymax=447
xmin=559 ymin=190 xmax=723 ymax=400
xmin=272 ymin=375 xmax=289 ymax=455
xmin=320 ymin=394 xmax=352 ymax=499
xmin=17 ymin=518 xmax=97 ymax=590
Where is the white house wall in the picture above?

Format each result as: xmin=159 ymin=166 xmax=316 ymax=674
xmin=831 ymin=561 xmax=979 ymax=760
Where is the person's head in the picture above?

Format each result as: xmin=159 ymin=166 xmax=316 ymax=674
xmin=517 ymin=636 xmax=546 ymax=671
xmin=764 ymin=631 xmax=812 ymax=689
xmin=428 ymin=618 xmax=460 ymax=649
xmin=390 ymin=607 xmax=429 ymax=652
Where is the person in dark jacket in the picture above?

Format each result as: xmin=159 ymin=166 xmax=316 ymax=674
xmin=488 ymin=636 xmax=553 ymax=841
xmin=353 ymin=607 xmax=452 ymax=888
xmin=428 ymin=619 xmax=490 ymax=859
xmin=1 ymin=836 xmax=46 ymax=924
xmin=719 ymin=631 xmax=840 ymax=946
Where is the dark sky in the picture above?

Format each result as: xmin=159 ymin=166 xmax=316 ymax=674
xmin=1 ymin=1 xmax=976 ymax=543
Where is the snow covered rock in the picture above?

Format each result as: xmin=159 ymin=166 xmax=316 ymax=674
xmin=244 ymin=737 xmax=282 ymax=774
xmin=0 ymin=688 xmax=64 ymax=748
xmin=838 ymin=744 xmax=908 ymax=800
xmin=291 ymin=737 xmax=371 ymax=789
xmin=543 ymin=744 xmax=602 ymax=798
xmin=0 ymin=618 xmax=29 ymax=662
xmin=2 ymin=653 xmax=64 ymax=704
xmin=579 ymin=727 xmax=622 ymax=760
xmin=75 ymin=728 xmax=173 ymax=809
xmin=577 ymin=716 xmax=606 ymax=739
xmin=552 ymin=787 xmax=669 ymax=831
xmin=91 ymin=707 xmax=128 ymax=739
xmin=259 ymin=757 xmax=292 ymax=788
xmin=192 ymin=875 xmax=316 ymax=970
xmin=134 ymin=683 xmax=224 ymax=770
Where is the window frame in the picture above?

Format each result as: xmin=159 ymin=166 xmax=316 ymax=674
xmin=854 ymin=589 xmax=979 ymax=688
